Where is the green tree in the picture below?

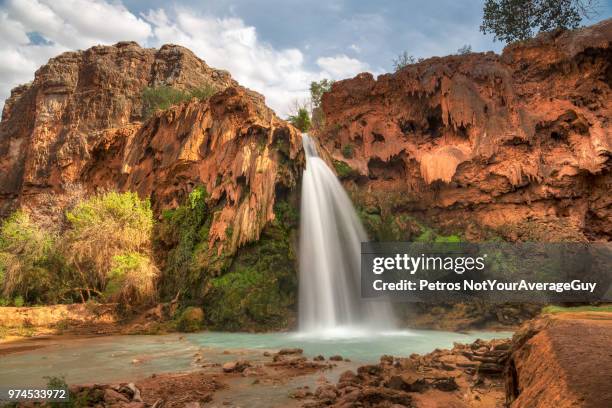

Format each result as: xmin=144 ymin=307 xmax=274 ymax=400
xmin=63 ymin=191 xmax=157 ymax=305
xmin=288 ymin=107 xmax=311 ymax=133
xmin=0 ymin=211 xmax=59 ymax=303
xmin=457 ymin=44 xmax=473 ymax=54
xmin=309 ymin=79 xmax=334 ymax=110
xmin=393 ymin=51 xmax=417 ymax=72
xmin=481 ymin=0 xmax=599 ymax=43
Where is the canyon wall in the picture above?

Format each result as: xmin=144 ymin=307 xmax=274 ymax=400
xmin=0 ymin=42 xmax=303 ymax=329
xmin=0 ymin=41 xmax=302 ymax=254
xmin=318 ymin=19 xmax=611 ymax=243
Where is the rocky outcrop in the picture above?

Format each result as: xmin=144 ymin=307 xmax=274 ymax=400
xmin=318 ymin=19 xmax=612 ymax=242
xmin=0 ymin=41 xmax=302 ymax=256
xmin=506 ymin=312 xmax=612 ymax=408
xmin=302 ymin=337 xmax=511 ymax=407
xmin=0 ymin=41 xmax=236 ymax=216
xmin=0 ymin=42 xmax=303 ymax=329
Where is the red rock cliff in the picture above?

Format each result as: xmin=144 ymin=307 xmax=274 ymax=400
xmin=0 ymin=42 xmax=303 ymax=255
xmin=318 ymin=19 xmax=611 ymax=242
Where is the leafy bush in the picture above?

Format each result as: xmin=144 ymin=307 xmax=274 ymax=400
xmin=142 ymin=84 xmax=217 ymax=119
xmin=13 ymin=295 xmax=24 ymax=307
xmin=0 ymin=211 xmax=59 ymax=303
xmin=176 ymin=306 xmax=204 ymax=332
xmin=288 ymin=107 xmax=311 ymax=132
xmin=63 ymin=191 xmax=157 ymax=305
xmin=333 ymin=160 xmax=358 ymax=179
xmin=105 ymin=252 xmax=158 ymax=305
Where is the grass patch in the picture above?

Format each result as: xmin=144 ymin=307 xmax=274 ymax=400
xmin=333 ymin=160 xmax=358 ymax=179
xmin=142 ymin=84 xmax=217 ymax=119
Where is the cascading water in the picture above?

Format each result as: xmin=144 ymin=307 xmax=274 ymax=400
xmin=299 ymin=134 xmax=395 ymax=336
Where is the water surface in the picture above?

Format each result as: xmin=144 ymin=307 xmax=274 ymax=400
xmin=0 ymin=329 xmax=511 ymax=387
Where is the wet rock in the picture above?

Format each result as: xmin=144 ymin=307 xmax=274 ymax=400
xmin=278 ymin=347 xmax=303 ymax=355
xmin=289 ymin=387 xmax=313 ymax=399
xmin=385 ymin=373 xmax=428 ymax=393
xmin=313 ymin=355 xmax=325 ymax=361
xmin=222 ymin=360 xmax=251 ymax=373
xmin=104 ymin=388 xmax=129 ymax=404
xmin=329 ymin=355 xmax=343 ymax=361
xmin=315 ymin=384 xmax=338 ymax=402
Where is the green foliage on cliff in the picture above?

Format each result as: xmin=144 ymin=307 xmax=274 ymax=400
xmin=204 ymin=200 xmax=299 ymax=330
xmin=156 ymin=186 xmax=211 ymax=299
xmin=333 ymin=159 xmax=358 ymax=179
xmin=341 ymin=144 xmax=354 ymax=159
xmin=310 ymin=79 xmax=334 ymax=110
xmin=288 ymin=107 xmax=311 ymax=132
xmin=142 ymin=84 xmax=217 ymax=119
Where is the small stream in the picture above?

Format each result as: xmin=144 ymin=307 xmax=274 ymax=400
xmin=0 ymin=329 xmax=511 ymax=388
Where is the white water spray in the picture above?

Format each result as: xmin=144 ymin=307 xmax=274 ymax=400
xmin=298 ymin=135 xmax=395 ymax=337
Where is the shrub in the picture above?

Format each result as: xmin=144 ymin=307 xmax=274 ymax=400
xmin=0 ymin=211 xmax=58 ymax=303
xmin=341 ymin=144 xmax=354 ymax=159
xmin=63 ymin=191 xmax=156 ymax=305
xmin=13 ymin=295 xmax=24 ymax=307
xmin=457 ymin=44 xmax=472 ymax=55
xmin=142 ymin=84 xmax=217 ymax=119
xmin=176 ymin=306 xmax=204 ymax=332
xmin=105 ymin=252 xmax=158 ymax=305
xmin=288 ymin=107 xmax=311 ymax=132
xmin=333 ymin=160 xmax=357 ymax=178
xmin=393 ymin=51 xmax=417 ymax=71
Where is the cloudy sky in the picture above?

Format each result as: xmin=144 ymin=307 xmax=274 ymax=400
xmin=0 ymin=0 xmax=610 ymax=116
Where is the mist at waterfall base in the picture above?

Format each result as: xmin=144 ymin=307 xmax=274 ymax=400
xmin=298 ymin=135 xmax=397 ymax=339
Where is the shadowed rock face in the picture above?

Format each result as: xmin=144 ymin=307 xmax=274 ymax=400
xmin=318 ymin=19 xmax=611 ymax=242
xmin=0 ymin=41 xmax=303 ymax=256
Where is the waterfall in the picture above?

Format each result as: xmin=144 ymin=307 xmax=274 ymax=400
xmin=299 ymin=134 xmax=395 ymax=336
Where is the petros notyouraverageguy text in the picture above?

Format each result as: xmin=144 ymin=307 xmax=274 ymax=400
xmin=372 ymin=279 xmax=597 ymax=293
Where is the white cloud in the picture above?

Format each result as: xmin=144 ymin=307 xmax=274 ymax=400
xmin=317 ymin=54 xmax=370 ymax=79
xmin=0 ymin=1 xmax=373 ymax=117
xmin=142 ymin=8 xmax=369 ymax=115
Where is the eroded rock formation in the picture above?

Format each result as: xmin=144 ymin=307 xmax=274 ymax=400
xmin=0 ymin=42 xmax=303 ymax=328
xmin=0 ymin=41 xmax=236 ymax=215
xmin=0 ymin=41 xmax=303 ymax=255
xmin=318 ymin=19 xmax=612 ymax=242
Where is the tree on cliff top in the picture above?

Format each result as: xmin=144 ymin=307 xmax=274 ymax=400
xmin=481 ymin=0 xmax=599 ymax=43
xmin=310 ymin=79 xmax=334 ymax=110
